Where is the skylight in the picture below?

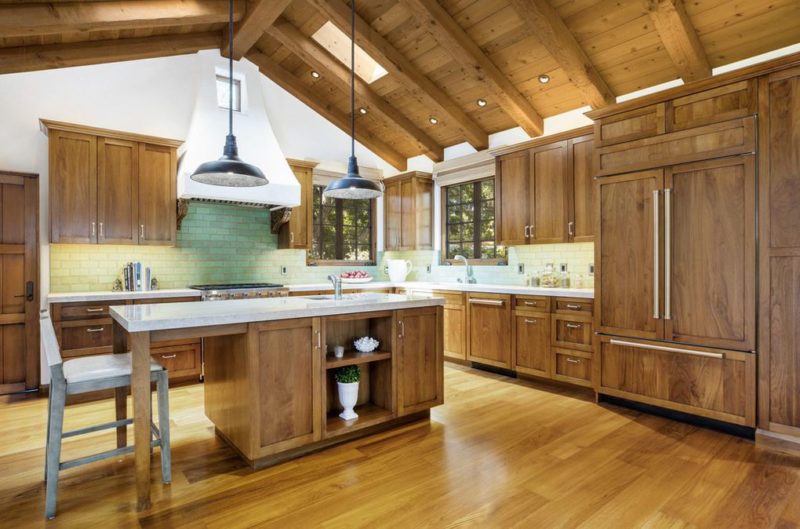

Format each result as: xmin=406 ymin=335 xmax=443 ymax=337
xmin=311 ymin=21 xmax=388 ymax=84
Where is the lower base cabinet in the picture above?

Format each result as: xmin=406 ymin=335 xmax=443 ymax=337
xmin=397 ymin=306 xmax=444 ymax=415
xmin=467 ymin=293 xmax=512 ymax=369
xmin=596 ymin=335 xmax=756 ymax=426
xmin=552 ymin=348 xmax=593 ymax=388
xmin=513 ymin=311 xmax=550 ymax=377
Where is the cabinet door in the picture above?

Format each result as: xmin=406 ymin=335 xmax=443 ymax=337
xmin=596 ymin=169 xmax=664 ymax=339
xmin=252 ymin=318 xmax=321 ymax=453
xmin=384 ymin=180 xmax=401 ymax=250
xmin=138 ymin=143 xmax=176 ymax=246
xmin=530 ymin=142 xmax=568 ymax=243
xmin=443 ymin=305 xmax=465 ymax=361
xmin=97 ymin=137 xmax=138 ymax=244
xmin=49 ymin=130 xmax=97 ymax=243
xmin=280 ymin=164 xmax=312 ymax=249
xmin=514 ymin=312 xmax=550 ymax=377
xmin=467 ymin=293 xmax=511 ymax=369
xmin=665 ymin=155 xmax=755 ymax=351
xmin=397 ymin=306 xmax=443 ymax=415
xmin=568 ymin=135 xmax=595 ymax=242
xmin=496 ymin=152 xmax=529 ymax=246
xmin=413 ymin=177 xmax=434 ymax=250
xmin=400 ymin=178 xmax=415 ymax=250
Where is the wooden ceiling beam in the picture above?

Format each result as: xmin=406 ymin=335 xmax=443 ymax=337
xmin=267 ymin=19 xmax=444 ymax=162
xmin=508 ymin=0 xmax=614 ymax=108
xmin=309 ymin=0 xmax=488 ymax=150
xmin=648 ymin=0 xmax=711 ymax=82
xmin=221 ymin=0 xmax=292 ymax=60
xmin=0 ymin=32 xmax=219 ymax=75
xmin=246 ymin=50 xmax=408 ymax=171
xmin=399 ymin=0 xmax=543 ymax=137
xmin=0 ymin=1 xmax=240 ymax=39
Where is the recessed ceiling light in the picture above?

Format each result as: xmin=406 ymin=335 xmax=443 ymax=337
xmin=310 ymin=70 xmax=321 ymax=79
xmin=476 ymin=98 xmax=487 ymax=107
xmin=538 ymin=74 xmax=551 ymax=84
xmin=359 ymin=107 xmax=368 ymax=115
xmin=429 ymin=116 xmax=439 ymax=125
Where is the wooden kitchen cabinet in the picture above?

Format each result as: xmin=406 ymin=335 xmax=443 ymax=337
xmin=397 ymin=306 xmax=443 ymax=415
xmin=494 ymin=126 xmax=595 ymax=246
xmin=383 ymin=171 xmax=433 ymax=251
xmin=513 ymin=310 xmax=550 ymax=378
xmin=43 ymin=120 xmax=181 ymax=246
xmin=441 ymin=293 xmax=466 ymax=362
xmin=277 ymin=159 xmax=318 ymax=250
xmin=466 ymin=293 xmax=511 ymax=369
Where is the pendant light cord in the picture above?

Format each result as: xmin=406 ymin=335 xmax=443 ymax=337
xmin=350 ymin=0 xmax=356 ymax=159
xmin=228 ymin=0 xmax=234 ymax=138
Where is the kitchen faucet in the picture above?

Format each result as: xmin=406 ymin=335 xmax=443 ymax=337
xmin=328 ymin=274 xmax=343 ymax=300
xmin=453 ymin=255 xmax=475 ymax=284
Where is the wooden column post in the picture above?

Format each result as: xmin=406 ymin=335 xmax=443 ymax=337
xmin=130 ymin=330 xmax=152 ymax=511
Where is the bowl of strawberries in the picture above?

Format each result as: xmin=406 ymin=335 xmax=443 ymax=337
xmin=339 ymin=270 xmax=373 ymax=284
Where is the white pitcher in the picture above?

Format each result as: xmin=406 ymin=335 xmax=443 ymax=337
xmin=387 ymin=259 xmax=413 ymax=282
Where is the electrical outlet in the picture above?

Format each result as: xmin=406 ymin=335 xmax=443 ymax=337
xmin=426 ymin=265 xmax=432 ymax=273
xmin=517 ymin=264 xmax=525 ymax=274
xmin=280 ymin=266 xmax=287 ymax=276
xmin=589 ymin=263 xmax=595 ymax=276
xmin=559 ymin=263 xmax=568 ymax=273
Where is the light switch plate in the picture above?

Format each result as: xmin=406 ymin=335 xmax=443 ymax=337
xmin=426 ymin=265 xmax=432 ymax=273
xmin=280 ymin=266 xmax=287 ymax=276
xmin=518 ymin=264 xmax=525 ymax=274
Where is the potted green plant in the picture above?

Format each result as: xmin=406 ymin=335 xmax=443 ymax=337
xmin=334 ymin=365 xmax=360 ymax=420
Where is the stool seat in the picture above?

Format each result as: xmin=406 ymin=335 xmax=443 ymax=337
xmin=63 ymin=353 xmax=163 ymax=384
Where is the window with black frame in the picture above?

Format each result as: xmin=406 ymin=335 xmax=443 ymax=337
xmin=310 ymin=184 xmax=374 ymax=264
xmin=444 ymin=178 xmax=506 ymax=262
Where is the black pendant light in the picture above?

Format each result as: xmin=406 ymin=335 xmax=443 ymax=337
xmin=323 ymin=0 xmax=384 ymax=200
xmin=191 ymin=0 xmax=267 ymax=187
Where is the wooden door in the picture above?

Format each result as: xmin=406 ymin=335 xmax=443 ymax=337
xmin=665 ymin=156 xmax=755 ymax=351
xmin=496 ymin=152 xmax=529 ymax=246
xmin=0 ymin=173 xmax=38 ymax=394
xmin=596 ymin=169 xmax=664 ymax=339
xmin=513 ymin=312 xmax=550 ymax=377
xmin=568 ymin=135 xmax=595 ymax=242
xmin=252 ymin=318 xmax=321 ymax=453
xmin=384 ymin=180 xmax=401 ymax=250
xmin=530 ymin=142 xmax=568 ymax=244
xmin=466 ymin=293 xmax=512 ymax=369
xmin=397 ymin=306 xmax=443 ymax=415
xmin=97 ymin=137 xmax=138 ymax=244
xmin=138 ymin=143 xmax=176 ymax=246
xmin=49 ymin=130 xmax=97 ymax=243
xmin=394 ymin=177 xmax=413 ymax=250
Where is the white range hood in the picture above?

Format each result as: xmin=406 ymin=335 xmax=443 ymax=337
xmin=178 ymin=51 xmax=300 ymax=208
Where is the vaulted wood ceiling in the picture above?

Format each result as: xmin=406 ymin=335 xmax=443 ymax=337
xmin=1 ymin=0 xmax=798 ymax=170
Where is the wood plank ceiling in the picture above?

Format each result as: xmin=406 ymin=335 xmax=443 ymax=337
xmin=0 ymin=0 xmax=798 ymax=170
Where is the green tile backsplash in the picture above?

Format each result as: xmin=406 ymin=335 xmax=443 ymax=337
xmin=50 ymin=202 xmax=594 ymax=292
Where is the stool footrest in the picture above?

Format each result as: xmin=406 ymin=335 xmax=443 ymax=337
xmin=63 ymin=418 xmax=133 ymax=439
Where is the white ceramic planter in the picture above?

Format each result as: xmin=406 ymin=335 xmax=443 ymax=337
xmin=337 ymin=382 xmax=359 ymax=420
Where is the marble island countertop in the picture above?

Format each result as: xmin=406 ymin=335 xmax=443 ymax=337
xmin=110 ymin=293 xmax=444 ymax=333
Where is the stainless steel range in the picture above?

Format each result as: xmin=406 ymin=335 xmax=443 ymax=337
xmin=188 ymin=283 xmax=289 ymax=301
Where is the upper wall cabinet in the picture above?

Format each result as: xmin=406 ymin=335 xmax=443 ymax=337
xmin=384 ymin=171 xmax=433 ymax=251
xmin=42 ymin=120 xmax=181 ymax=246
xmin=494 ymin=127 xmax=595 ymax=246
xmin=277 ymin=159 xmax=318 ymax=250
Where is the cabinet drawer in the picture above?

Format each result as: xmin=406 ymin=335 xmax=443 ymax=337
xmin=435 ymin=291 xmax=464 ymax=307
xmin=58 ymin=319 xmax=113 ymax=357
xmin=668 ymin=80 xmax=756 ymax=132
xmin=597 ymin=336 xmax=756 ymax=426
xmin=514 ymin=295 xmax=550 ymax=312
xmin=554 ymin=298 xmax=593 ymax=314
xmin=56 ymin=302 xmax=113 ymax=321
xmin=553 ymin=348 xmax=593 ymax=387
xmin=594 ymin=104 xmax=665 ymax=147
xmin=551 ymin=314 xmax=593 ymax=351
xmin=151 ymin=343 xmax=201 ymax=379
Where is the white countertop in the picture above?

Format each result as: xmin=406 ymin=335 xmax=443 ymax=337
xmin=110 ymin=293 xmax=444 ymax=333
xmin=47 ymin=288 xmax=201 ymax=304
xmin=49 ymin=280 xmax=593 ymax=304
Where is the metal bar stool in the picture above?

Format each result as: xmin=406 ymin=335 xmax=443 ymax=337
xmin=40 ymin=311 xmax=171 ymax=519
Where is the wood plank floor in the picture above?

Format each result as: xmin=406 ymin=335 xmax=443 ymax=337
xmin=2 ymin=364 xmax=800 ymax=529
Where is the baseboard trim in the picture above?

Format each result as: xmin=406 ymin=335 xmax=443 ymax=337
xmin=756 ymin=428 xmax=800 ymax=457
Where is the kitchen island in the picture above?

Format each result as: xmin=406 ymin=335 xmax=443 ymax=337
xmin=109 ymin=293 xmax=444 ymax=510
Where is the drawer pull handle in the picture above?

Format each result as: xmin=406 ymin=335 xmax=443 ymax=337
xmin=469 ymin=299 xmax=504 ymax=306
xmin=524 ymin=319 xmax=538 ymax=324
xmin=86 ymin=327 xmax=104 ymax=333
xmin=160 ymin=354 xmax=177 ymax=359
xmin=565 ymin=323 xmax=583 ymax=329
xmin=566 ymin=358 xmax=582 ymax=364
xmin=85 ymin=307 xmax=104 ymax=313
xmin=523 ymin=301 xmax=539 ymax=306
xmin=609 ymin=339 xmax=725 ymax=359
xmin=566 ymin=304 xmax=581 ymax=310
